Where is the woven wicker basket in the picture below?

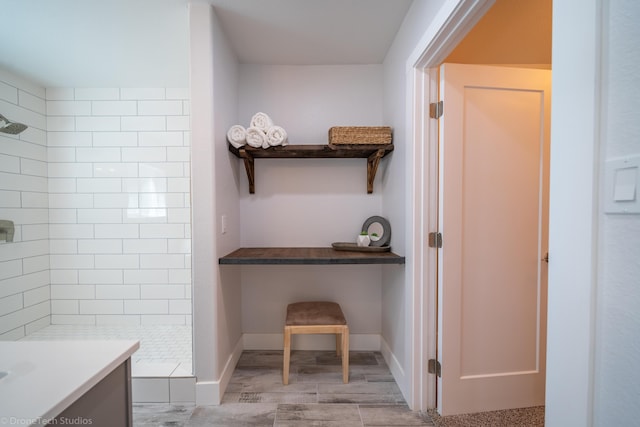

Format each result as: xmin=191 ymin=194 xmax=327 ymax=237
xmin=328 ymin=126 xmax=392 ymax=145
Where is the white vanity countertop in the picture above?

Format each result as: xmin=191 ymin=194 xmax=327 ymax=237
xmin=0 ymin=340 xmax=139 ymax=426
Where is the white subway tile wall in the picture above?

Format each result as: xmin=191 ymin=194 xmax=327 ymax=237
xmin=0 ymin=71 xmax=192 ymax=338
xmin=46 ymin=87 xmax=191 ymax=326
xmin=0 ymin=70 xmax=50 ymax=339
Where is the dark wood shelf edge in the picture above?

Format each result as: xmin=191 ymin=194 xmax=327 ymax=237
xmin=228 ymin=143 xmax=394 ymax=159
xmin=228 ymin=143 xmax=394 ymax=194
xmin=219 ymin=247 xmax=405 ymax=265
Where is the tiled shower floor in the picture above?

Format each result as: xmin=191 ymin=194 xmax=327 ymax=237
xmin=21 ymin=324 xmax=192 ymax=378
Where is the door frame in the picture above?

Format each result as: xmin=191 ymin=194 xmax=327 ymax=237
xmin=407 ymin=0 xmax=496 ymax=411
xmin=410 ymin=0 xmax=603 ymax=421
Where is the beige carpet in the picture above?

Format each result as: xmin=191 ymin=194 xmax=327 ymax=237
xmin=427 ymin=406 xmax=545 ymax=427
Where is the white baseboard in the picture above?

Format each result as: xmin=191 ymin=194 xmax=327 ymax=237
xmin=195 ymin=335 xmax=244 ymax=405
xmin=242 ymin=333 xmax=381 ymax=351
xmin=195 ymin=381 xmax=218 ymax=406
xmin=380 ymin=336 xmax=407 ymax=400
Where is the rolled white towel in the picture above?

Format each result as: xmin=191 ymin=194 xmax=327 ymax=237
xmin=245 ymin=126 xmax=268 ymax=148
xmin=226 ymin=125 xmax=246 ymax=148
xmin=266 ymin=125 xmax=288 ymax=147
xmin=250 ymin=112 xmax=274 ymax=132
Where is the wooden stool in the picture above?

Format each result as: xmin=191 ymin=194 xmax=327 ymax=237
xmin=283 ymin=301 xmax=349 ymax=385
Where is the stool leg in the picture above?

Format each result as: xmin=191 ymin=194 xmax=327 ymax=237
xmin=342 ymin=326 xmax=349 ymax=383
xmin=283 ymin=326 xmax=291 ymax=385
xmin=335 ymin=333 xmax=341 ymax=357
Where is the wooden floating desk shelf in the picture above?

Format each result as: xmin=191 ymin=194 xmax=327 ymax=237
xmin=228 ymin=143 xmax=394 ymax=194
xmin=219 ymin=247 xmax=405 ymax=265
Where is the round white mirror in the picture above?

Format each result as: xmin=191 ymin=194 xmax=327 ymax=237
xmin=367 ymin=222 xmax=384 ymax=241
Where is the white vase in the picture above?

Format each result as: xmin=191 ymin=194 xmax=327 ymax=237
xmin=357 ymin=234 xmax=370 ymax=247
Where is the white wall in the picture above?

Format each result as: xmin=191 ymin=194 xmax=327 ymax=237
xmin=189 ymin=2 xmax=243 ymax=405
xmin=547 ymin=1 xmax=640 ymax=425
xmin=238 ymin=65 xmax=385 ymax=147
xmin=545 ymin=0 xmax=600 ymax=425
xmin=45 ymin=87 xmax=191 ymax=326
xmin=381 ymin=0 xmax=448 ymax=403
xmin=212 ymin=0 xmax=243 ymax=399
xmin=237 ymin=64 xmax=387 ymax=349
xmin=237 ymin=64 xmax=385 ymax=243
xmin=593 ymin=0 xmax=640 ymax=424
xmin=0 ymin=69 xmax=50 ymax=340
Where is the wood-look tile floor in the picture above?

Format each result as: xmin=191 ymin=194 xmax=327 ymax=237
xmin=133 ymin=350 xmax=434 ymax=426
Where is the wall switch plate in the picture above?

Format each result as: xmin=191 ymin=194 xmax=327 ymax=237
xmin=604 ymin=154 xmax=640 ymax=214
xmin=221 ymin=215 xmax=227 ymax=234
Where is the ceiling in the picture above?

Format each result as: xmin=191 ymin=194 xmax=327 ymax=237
xmin=445 ymin=0 xmax=552 ymax=66
xmin=0 ymin=0 xmax=413 ymax=89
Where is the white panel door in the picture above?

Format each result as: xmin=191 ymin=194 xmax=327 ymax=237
xmin=437 ymin=63 xmax=550 ymax=416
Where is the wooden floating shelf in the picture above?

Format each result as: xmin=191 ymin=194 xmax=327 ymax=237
xmin=228 ymin=143 xmax=394 ymax=194
xmin=219 ymin=247 xmax=405 ymax=265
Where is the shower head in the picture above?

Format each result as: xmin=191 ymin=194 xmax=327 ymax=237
xmin=0 ymin=114 xmax=28 ymax=135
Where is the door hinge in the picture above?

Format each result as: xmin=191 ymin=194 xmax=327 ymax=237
xmin=428 ymin=359 xmax=442 ymax=377
xmin=428 ymin=232 xmax=442 ymax=248
xmin=429 ymin=101 xmax=443 ymax=119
